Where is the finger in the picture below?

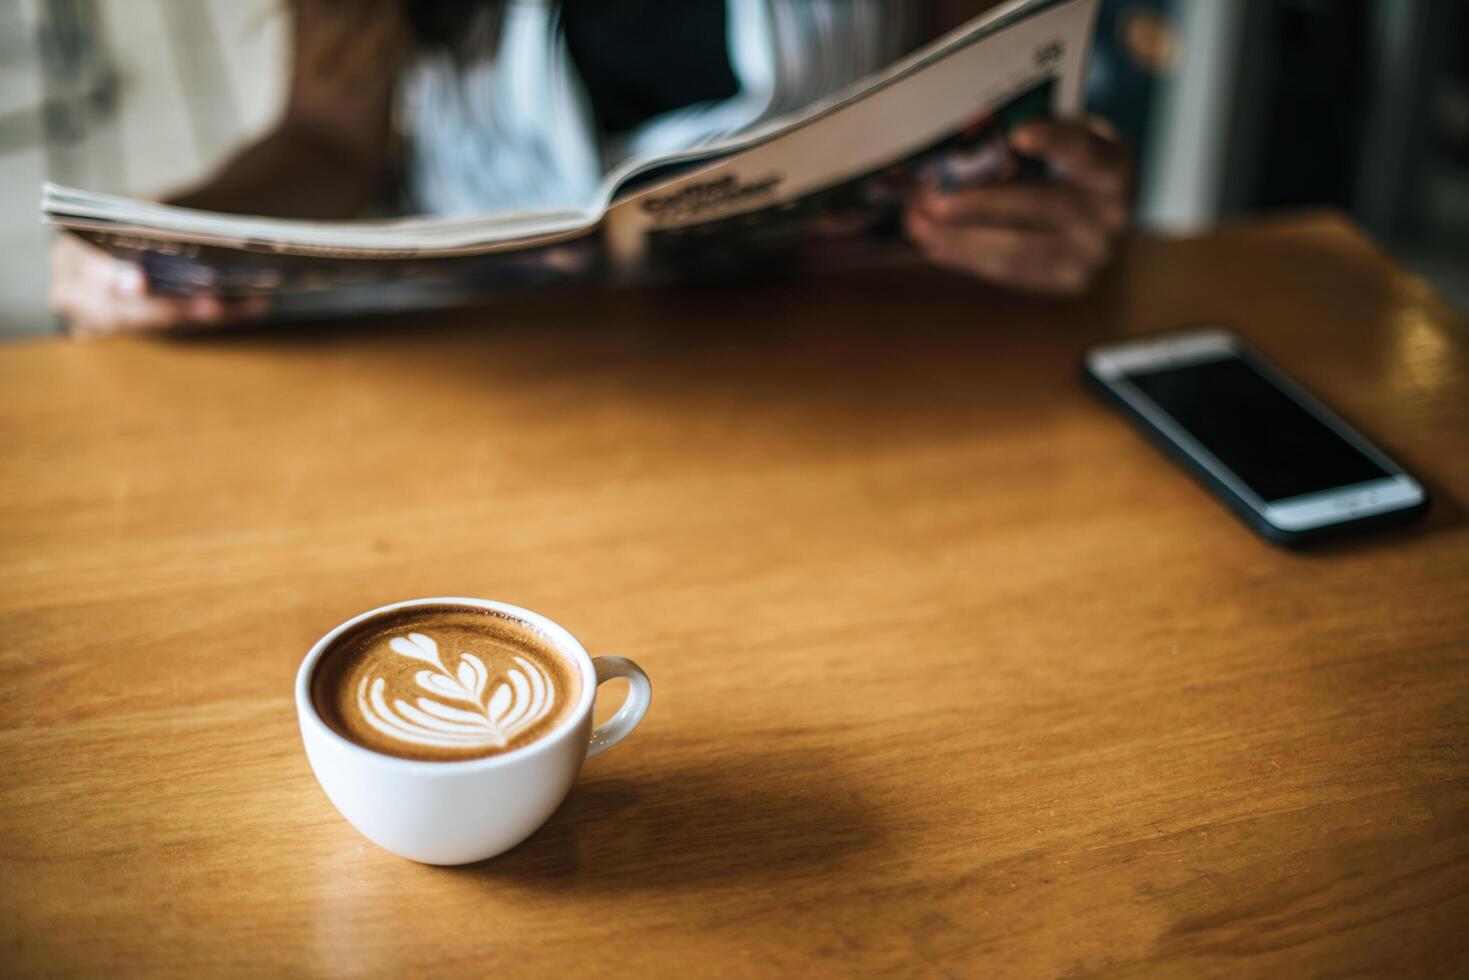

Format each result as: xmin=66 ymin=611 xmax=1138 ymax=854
xmin=1011 ymin=118 xmax=1130 ymax=195
xmin=49 ymin=239 xmax=180 ymax=336
xmin=915 ymin=185 xmax=1112 ymax=268
xmin=84 ymin=292 xmax=207 ymax=336
xmin=919 ymin=182 xmax=1093 ymax=231
xmin=174 ymin=292 xmax=274 ymax=327
xmin=184 ymin=295 xmax=230 ymax=322
xmin=1094 ymin=191 xmax=1129 ymax=236
xmin=179 ymin=294 xmax=272 ymax=330
xmin=905 ymin=207 xmax=1095 ymax=296
xmin=108 ymin=260 xmax=149 ymax=300
xmin=916 ymin=181 xmax=1122 ymax=240
xmin=50 ymin=239 xmax=129 ymax=315
xmin=74 ymin=289 xmax=271 ymax=337
xmin=225 ymin=296 xmax=272 ymax=321
xmin=114 ymin=298 xmax=202 ymax=334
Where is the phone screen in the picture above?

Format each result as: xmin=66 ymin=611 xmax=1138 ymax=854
xmin=1123 ymin=356 xmax=1388 ymax=502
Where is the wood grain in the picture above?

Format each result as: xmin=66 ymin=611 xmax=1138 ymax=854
xmin=1 ymin=214 xmax=1466 ymax=977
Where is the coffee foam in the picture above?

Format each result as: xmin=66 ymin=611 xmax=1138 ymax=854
xmin=311 ymin=605 xmax=581 ymax=762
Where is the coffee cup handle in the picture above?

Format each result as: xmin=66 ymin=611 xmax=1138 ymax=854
xmin=586 ymin=657 xmax=652 ymax=759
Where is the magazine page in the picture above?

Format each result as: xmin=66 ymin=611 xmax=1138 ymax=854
xmin=46 ymin=185 xmax=604 ymax=300
xmin=43 ymin=184 xmax=597 ymax=259
xmin=602 ymin=0 xmax=1099 ymax=279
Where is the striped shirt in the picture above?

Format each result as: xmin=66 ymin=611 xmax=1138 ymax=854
xmin=399 ymin=0 xmax=921 ymax=216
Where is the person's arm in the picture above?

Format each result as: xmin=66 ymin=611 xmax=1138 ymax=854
xmin=52 ymin=0 xmax=407 ymax=336
xmin=170 ymin=0 xmax=403 ymax=217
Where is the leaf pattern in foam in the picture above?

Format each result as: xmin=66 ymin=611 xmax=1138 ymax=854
xmin=416 ymin=669 xmax=481 ymax=706
xmin=486 ymin=682 xmax=513 ymax=723
xmin=390 ymin=633 xmax=444 ymax=670
xmin=458 ymin=653 xmax=490 ymax=701
xmin=357 ymin=633 xmax=560 ymax=751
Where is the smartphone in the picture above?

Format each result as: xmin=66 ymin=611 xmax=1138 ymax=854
xmin=1083 ymin=328 xmax=1429 ymax=546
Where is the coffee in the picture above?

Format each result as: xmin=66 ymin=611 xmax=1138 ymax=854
xmin=311 ymin=604 xmax=581 ymax=762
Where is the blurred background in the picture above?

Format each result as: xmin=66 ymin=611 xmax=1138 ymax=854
xmin=1 ymin=0 xmax=1465 ymax=337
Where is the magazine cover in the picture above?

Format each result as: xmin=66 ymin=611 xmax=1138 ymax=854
xmin=605 ymin=0 xmax=1096 ymax=277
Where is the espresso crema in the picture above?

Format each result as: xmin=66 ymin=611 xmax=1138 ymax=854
xmin=311 ymin=605 xmax=581 ymax=762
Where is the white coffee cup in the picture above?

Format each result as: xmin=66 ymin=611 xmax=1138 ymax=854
xmin=295 ymin=597 xmax=651 ymax=865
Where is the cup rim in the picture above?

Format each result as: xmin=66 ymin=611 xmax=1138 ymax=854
xmin=295 ymin=597 xmax=598 ymax=773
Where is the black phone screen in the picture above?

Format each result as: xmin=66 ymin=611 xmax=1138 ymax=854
xmin=1123 ymin=356 xmax=1389 ymax=502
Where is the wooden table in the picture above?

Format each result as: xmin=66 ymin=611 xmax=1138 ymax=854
xmin=2 ymin=214 xmax=1466 ymax=976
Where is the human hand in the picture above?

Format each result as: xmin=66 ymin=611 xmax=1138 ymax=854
xmin=49 ymin=234 xmax=268 ymax=337
xmin=903 ymin=117 xmax=1131 ymax=296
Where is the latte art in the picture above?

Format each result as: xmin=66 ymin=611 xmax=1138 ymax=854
xmin=311 ymin=605 xmax=581 ymax=762
xmin=357 ymin=633 xmax=557 ymax=751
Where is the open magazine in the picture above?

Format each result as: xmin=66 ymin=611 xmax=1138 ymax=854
xmin=43 ymin=0 xmax=1099 ymax=313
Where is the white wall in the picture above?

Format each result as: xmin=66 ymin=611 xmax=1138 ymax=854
xmin=0 ymin=0 xmax=287 ymax=337
xmin=1135 ymin=0 xmax=1248 ymax=234
xmin=0 ymin=0 xmax=54 ymax=337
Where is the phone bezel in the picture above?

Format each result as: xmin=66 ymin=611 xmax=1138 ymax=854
xmin=1084 ymin=328 xmax=1426 ymax=534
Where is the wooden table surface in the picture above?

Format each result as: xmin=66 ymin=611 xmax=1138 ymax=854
xmin=2 ymin=214 xmax=1466 ymax=977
